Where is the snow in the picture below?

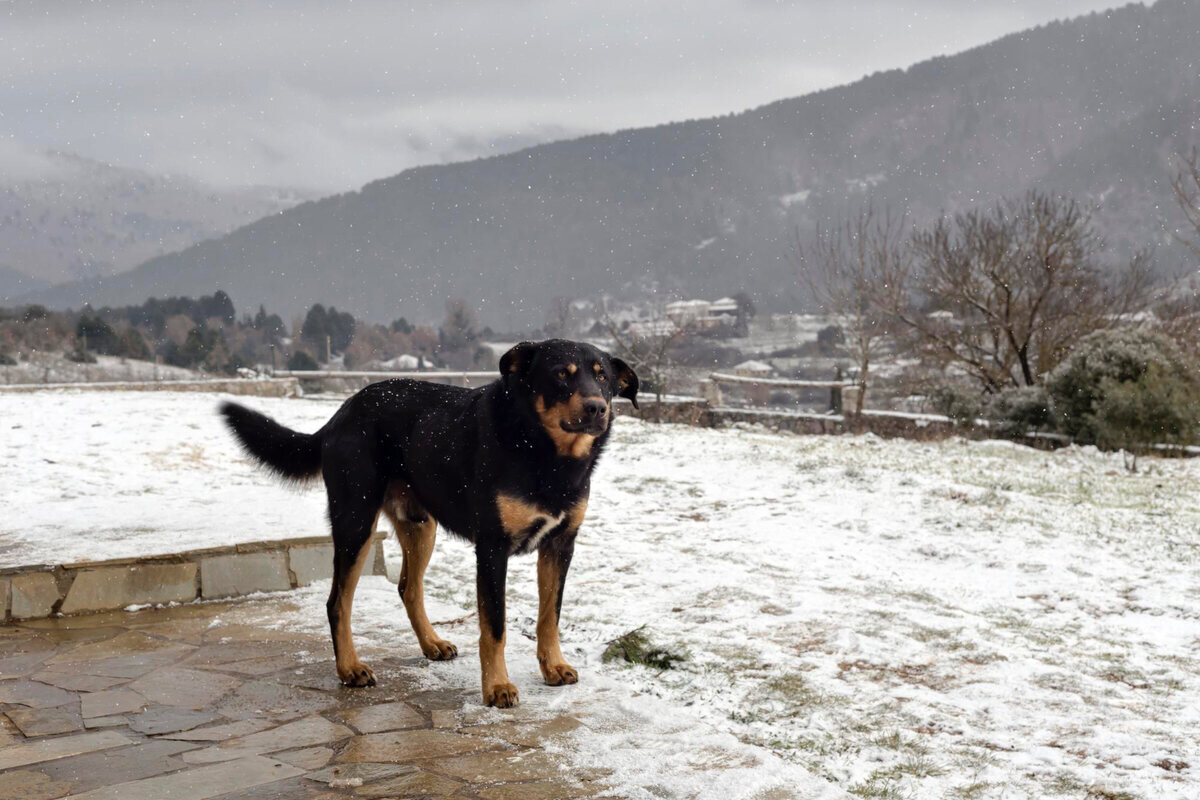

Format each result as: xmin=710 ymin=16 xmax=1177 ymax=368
xmin=5 ymin=390 xmax=1200 ymax=798
xmin=779 ymin=190 xmax=811 ymax=207
xmin=2 ymin=391 xmax=342 ymax=565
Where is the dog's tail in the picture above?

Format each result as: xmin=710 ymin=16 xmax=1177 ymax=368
xmin=219 ymin=401 xmax=322 ymax=482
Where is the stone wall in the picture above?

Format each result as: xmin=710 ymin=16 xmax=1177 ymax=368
xmin=617 ymin=397 xmax=1067 ymax=448
xmin=0 ymin=378 xmax=299 ymax=396
xmin=0 ymin=533 xmax=387 ymax=622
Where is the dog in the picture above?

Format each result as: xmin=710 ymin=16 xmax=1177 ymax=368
xmin=220 ymin=339 xmax=638 ymax=707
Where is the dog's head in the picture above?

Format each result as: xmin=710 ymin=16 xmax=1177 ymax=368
xmin=500 ymin=339 xmax=639 ymax=455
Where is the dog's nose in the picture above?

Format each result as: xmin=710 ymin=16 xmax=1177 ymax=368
xmin=583 ymin=399 xmax=607 ymax=420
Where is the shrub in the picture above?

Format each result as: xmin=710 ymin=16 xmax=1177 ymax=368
xmin=1093 ymin=364 xmax=1200 ymax=456
xmin=1045 ymin=328 xmax=1199 ymax=447
xmin=927 ymin=383 xmax=982 ymax=424
xmin=986 ymin=385 xmax=1052 ymax=438
xmin=286 ymin=350 xmax=319 ymax=371
xmin=66 ymin=347 xmax=97 ymax=364
xmin=601 ymin=626 xmax=687 ymax=671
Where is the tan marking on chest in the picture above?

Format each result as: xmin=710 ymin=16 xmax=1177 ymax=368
xmin=495 ymin=493 xmax=565 ymax=552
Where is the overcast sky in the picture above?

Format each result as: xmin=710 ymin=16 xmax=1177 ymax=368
xmin=2 ymin=0 xmax=1127 ymax=193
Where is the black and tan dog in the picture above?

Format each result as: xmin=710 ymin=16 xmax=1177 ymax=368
xmin=220 ymin=339 xmax=637 ymax=707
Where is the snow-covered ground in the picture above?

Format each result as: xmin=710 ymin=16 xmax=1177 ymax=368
xmin=2 ymin=391 xmax=340 ymax=565
xmin=5 ymin=391 xmax=1199 ymax=798
xmin=0 ymin=353 xmax=201 ymax=386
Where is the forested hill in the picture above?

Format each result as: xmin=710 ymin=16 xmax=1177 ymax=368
xmin=23 ymin=0 xmax=1200 ymax=325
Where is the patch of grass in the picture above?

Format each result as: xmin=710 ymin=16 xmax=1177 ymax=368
xmin=1085 ymin=788 xmax=1139 ymax=800
xmin=869 ymin=730 xmax=929 ymax=755
xmin=601 ymin=626 xmax=688 ymax=671
xmin=760 ymin=672 xmax=822 ymax=706
xmin=892 ymin=754 xmax=946 ymax=779
xmin=908 ymin=624 xmax=960 ymax=643
xmin=1046 ymin=772 xmax=1087 ymax=795
xmin=847 ymin=777 xmax=905 ymax=799
xmin=949 ymin=782 xmax=996 ymax=799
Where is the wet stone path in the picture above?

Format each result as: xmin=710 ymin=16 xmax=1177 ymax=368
xmin=0 ymin=598 xmax=606 ymax=799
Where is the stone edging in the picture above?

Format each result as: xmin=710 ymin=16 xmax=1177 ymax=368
xmin=0 ymin=533 xmax=387 ymax=622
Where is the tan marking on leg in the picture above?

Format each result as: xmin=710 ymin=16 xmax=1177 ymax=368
xmin=479 ymin=607 xmax=517 ymax=708
xmin=333 ymin=530 xmax=376 ymax=687
xmin=566 ymin=494 xmax=588 ymax=531
xmin=386 ymin=506 xmax=457 ymax=661
xmin=537 ymin=547 xmax=578 ymax=687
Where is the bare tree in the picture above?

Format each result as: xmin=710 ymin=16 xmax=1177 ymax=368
xmin=602 ymin=315 xmax=688 ymax=420
xmin=1173 ymin=148 xmax=1200 ymax=258
xmin=797 ymin=207 xmax=911 ymax=415
xmin=543 ymin=296 xmax=574 ymax=338
xmin=883 ymin=191 xmax=1153 ymax=392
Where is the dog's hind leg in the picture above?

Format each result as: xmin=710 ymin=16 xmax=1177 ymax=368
xmin=325 ymin=472 xmax=385 ymax=688
xmin=384 ymin=495 xmax=458 ymax=661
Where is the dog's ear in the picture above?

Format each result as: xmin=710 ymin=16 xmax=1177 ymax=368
xmin=610 ymin=357 xmax=639 ymax=409
xmin=500 ymin=341 xmax=538 ymax=378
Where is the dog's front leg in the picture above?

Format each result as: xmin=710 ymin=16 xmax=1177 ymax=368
xmin=476 ymin=539 xmax=517 ymax=707
xmin=537 ymin=531 xmax=579 ymax=686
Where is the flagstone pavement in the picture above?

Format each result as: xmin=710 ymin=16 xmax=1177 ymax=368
xmin=0 ymin=596 xmax=609 ymax=800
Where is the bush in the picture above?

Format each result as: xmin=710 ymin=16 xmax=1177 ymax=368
xmin=66 ymin=347 xmax=97 ymax=364
xmin=986 ymin=385 xmax=1052 ymax=438
xmin=287 ymin=350 xmax=319 ymax=371
xmin=1045 ymin=328 xmax=1199 ymax=447
xmin=1092 ymin=364 xmax=1200 ymax=455
xmin=927 ymin=383 xmax=982 ymax=424
xmin=816 ymin=325 xmax=845 ymax=356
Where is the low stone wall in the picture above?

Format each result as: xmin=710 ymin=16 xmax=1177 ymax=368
xmin=0 ymin=533 xmax=387 ymax=622
xmin=620 ymin=397 xmax=1019 ymax=442
xmin=0 ymin=378 xmax=300 ymax=396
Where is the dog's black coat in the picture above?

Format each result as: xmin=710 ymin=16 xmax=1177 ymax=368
xmin=220 ymin=339 xmax=637 ymax=706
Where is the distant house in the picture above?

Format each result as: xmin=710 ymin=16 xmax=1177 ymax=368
xmin=627 ymin=319 xmax=680 ymax=339
xmin=380 ymin=353 xmax=435 ymax=370
xmin=732 ymin=359 xmax=773 ymax=378
xmin=665 ymin=297 xmax=741 ymax=331
xmin=665 ymin=300 xmax=712 ymax=328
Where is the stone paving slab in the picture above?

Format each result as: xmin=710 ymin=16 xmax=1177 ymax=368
xmin=79 ymin=687 xmax=146 ymax=718
xmin=4 ymin=705 xmax=82 ymax=737
xmin=66 ymin=754 xmax=307 ymax=800
xmin=0 ymin=729 xmax=132 ymax=770
xmin=0 ymin=596 xmax=613 ymax=800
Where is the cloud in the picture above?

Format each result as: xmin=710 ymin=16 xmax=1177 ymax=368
xmin=0 ymin=0 xmax=1121 ymax=192
xmin=0 ymin=139 xmax=76 ymax=182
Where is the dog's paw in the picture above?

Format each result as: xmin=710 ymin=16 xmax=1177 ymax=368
xmin=337 ymin=661 xmax=377 ymax=688
xmin=540 ymin=661 xmax=579 ymax=686
xmin=421 ymin=638 xmax=458 ymax=661
xmin=483 ymin=681 xmax=519 ymax=708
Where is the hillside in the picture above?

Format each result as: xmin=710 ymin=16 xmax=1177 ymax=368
xmin=0 ymin=150 xmax=307 ymax=300
xmin=20 ymin=0 xmax=1200 ymax=324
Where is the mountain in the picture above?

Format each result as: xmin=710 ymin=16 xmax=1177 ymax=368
xmin=0 ymin=150 xmax=308 ymax=288
xmin=20 ymin=0 xmax=1200 ymax=326
xmin=0 ymin=264 xmax=48 ymax=302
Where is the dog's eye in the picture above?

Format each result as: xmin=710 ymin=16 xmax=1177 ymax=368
xmin=556 ymin=370 xmax=568 ymax=381
xmin=596 ymin=373 xmax=607 ymax=382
